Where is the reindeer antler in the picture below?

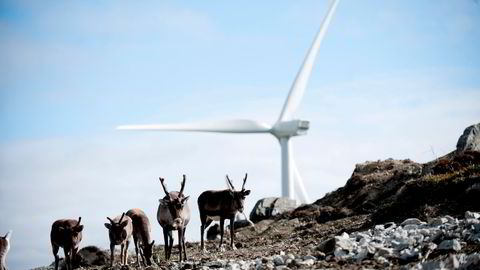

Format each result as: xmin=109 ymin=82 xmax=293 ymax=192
xmin=179 ymin=174 xmax=186 ymax=197
xmin=241 ymin=173 xmax=248 ymax=191
xmin=159 ymin=177 xmax=170 ymax=197
xmin=226 ymin=175 xmax=235 ymax=190
xmin=76 ymin=217 xmax=82 ymax=226
xmin=118 ymin=212 xmax=125 ymax=224
xmin=107 ymin=217 xmax=114 ymax=223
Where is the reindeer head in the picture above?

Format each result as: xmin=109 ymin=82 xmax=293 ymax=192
xmin=105 ymin=213 xmax=129 ymax=245
xmin=142 ymin=240 xmax=155 ymax=265
xmin=59 ymin=217 xmax=83 ymax=248
xmin=226 ymin=173 xmax=251 ymax=213
xmin=159 ymin=175 xmax=190 ymax=228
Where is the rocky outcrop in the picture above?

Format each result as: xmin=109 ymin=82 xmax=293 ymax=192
xmin=249 ymin=197 xmax=296 ymax=223
xmin=457 ymin=123 xmax=480 ymax=152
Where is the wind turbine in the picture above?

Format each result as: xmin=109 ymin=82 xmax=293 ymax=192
xmin=118 ymin=0 xmax=339 ymax=204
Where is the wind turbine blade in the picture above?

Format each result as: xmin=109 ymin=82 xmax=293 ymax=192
xmin=291 ymin=154 xmax=311 ymax=204
xmin=117 ymin=119 xmax=272 ymax=133
xmin=278 ymin=0 xmax=339 ymax=122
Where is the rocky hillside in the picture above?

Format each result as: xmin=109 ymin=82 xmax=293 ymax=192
xmin=34 ymin=123 xmax=480 ymax=270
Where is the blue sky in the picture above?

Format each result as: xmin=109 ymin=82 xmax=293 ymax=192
xmin=1 ymin=0 xmax=479 ymax=268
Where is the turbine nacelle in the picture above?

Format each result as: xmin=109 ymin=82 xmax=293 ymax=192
xmin=271 ymin=120 xmax=310 ymax=138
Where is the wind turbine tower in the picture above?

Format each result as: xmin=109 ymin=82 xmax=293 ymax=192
xmin=118 ymin=0 xmax=340 ymax=204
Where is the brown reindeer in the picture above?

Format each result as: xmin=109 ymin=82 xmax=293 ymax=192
xmin=104 ymin=213 xmax=133 ymax=267
xmin=157 ymin=175 xmax=190 ymax=262
xmin=126 ymin=208 xmax=155 ymax=266
xmin=198 ymin=173 xmax=250 ymax=252
xmin=50 ymin=217 xmax=83 ymax=270
xmin=0 ymin=231 xmax=12 ymax=270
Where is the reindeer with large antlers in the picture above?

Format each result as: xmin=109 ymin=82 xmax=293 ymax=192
xmin=198 ymin=173 xmax=251 ymax=252
xmin=157 ymin=175 xmax=191 ymax=261
xmin=104 ymin=212 xmax=133 ymax=267
xmin=50 ymin=217 xmax=83 ymax=270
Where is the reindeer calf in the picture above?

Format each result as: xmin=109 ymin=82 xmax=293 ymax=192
xmin=0 ymin=231 xmax=12 ymax=270
xmin=105 ymin=213 xmax=132 ymax=267
xmin=126 ymin=208 xmax=155 ymax=266
xmin=157 ymin=175 xmax=190 ymax=261
xmin=50 ymin=217 xmax=83 ymax=270
xmin=198 ymin=174 xmax=250 ymax=252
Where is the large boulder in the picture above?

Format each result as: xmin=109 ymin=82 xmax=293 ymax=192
xmin=249 ymin=197 xmax=296 ymax=223
xmin=457 ymin=123 xmax=480 ymax=152
xmin=74 ymin=245 xmax=108 ymax=267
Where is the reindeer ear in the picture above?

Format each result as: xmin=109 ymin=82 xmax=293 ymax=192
xmin=120 ymin=220 xmax=129 ymax=228
xmin=243 ymin=190 xmax=251 ymax=196
xmin=75 ymin=225 xmax=84 ymax=232
xmin=104 ymin=223 xmax=112 ymax=230
xmin=150 ymin=240 xmax=155 ymax=246
xmin=182 ymin=196 xmax=190 ymax=203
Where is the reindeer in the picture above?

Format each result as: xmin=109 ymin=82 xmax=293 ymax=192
xmin=198 ymin=173 xmax=251 ymax=252
xmin=157 ymin=175 xmax=190 ymax=262
xmin=126 ymin=208 xmax=155 ymax=266
xmin=104 ymin=213 xmax=133 ymax=267
xmin=0 ymin=231 xmax=12 ymax=270
xmin=50 ymin=217 xmax=83 ymax=270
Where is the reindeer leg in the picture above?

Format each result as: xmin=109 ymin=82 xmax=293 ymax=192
xmin=162 ymin=228 xmax=169 ymax=260
xmin=230 ymin=217 xmax=236 ymax=250
xmin=52 ymin=244 xmax=60 ymax=270
xmin=120 ymin=243 xmax=125 ymax=265
xmin=139 ymin=244 xmax=146 ymax=267
xmin=125 ymin=240 xmax=130 ymax=265
xmin=63 ymin=248 xmax=71 ymax=270
xmin=178 ymin=228 xmax=183 ymax=262
xmin=200 ymin=213 xmax=207 ymax=253
xmin=218 ymin=218 xmax=225 ymax=252
xmin=168 ymin=230 xmax=174 ymax=260
xmin=183 ymin=227 xmax=187 ymax=260
xmin=133 ymin=235 xmax=140 ymax=267
xmin=110 ymin=243 xmax=114 ymax=267
xmin=72 ymin=247 xmax=78 ymax=269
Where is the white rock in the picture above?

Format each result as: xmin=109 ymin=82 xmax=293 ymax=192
xmin=399 ymin=248 xmax=420 ymax=262
xmin=465 ymin=211 xmax=480 ymax=220
xmin=334 ymin=235 xmax=354 ymax=252
xmin=401 ymin=218 xmax=424 ymax=226
xmin=437 ymin=239 xmax=462 ymax=251
xmin=297 ymin=259 xmax=314 ymax=267
xmin=273 ymin=256 xmax=284 ymax=266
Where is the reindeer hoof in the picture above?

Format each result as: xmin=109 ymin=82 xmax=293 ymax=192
xmin=217 ymin=246 xmax=226 ymax=252
xmin=231 ymin=245 xmax=237 ymax=250
xmin=201 ymin=248 xmax=209 ymax=254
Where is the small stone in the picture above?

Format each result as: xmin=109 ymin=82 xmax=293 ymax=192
xmin=376 ymin=247 xmax=394 ymax=257
xmin=401 ymin=218 xmax=423 ymax=226
xmin=428 ymin=217 xmax=448 ymax=226
xmin=334 ymin=235 xmax=354 ymax=252
xmin=444 ymin=215 xmax=457 ymax=224
xmin=273 ymin=255 xmax=285 ymax=266
xmin=437 ymin=239 xmax=462 ymax=251
xmin=468 ymin=233 xmax=480 ymax=244
xmin=399 ymin=248 xmax=420 ymax=263
xmin=466 ymin=218 xmax=480 ymax=225
xmin=463 ymin=253 xmax=480 ymax=269
xmin=375 ymin=256 xmax=389 ymax=266
xmin=302 ymin=255 xmax=316 ymax=261
xmin=297 ymin=259 xmax=314 ymax=267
